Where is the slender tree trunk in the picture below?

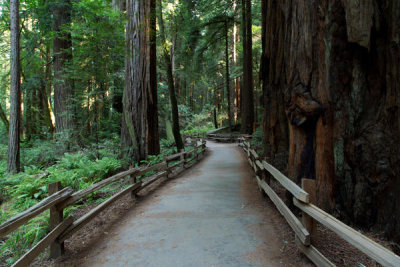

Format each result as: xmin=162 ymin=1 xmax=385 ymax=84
xmin=225 ymin=21 xmax=232 ymax=131
xmin=123 ymin=0 xmax=159 ymax=161
xmin=53 ymin=0 xmax=74 ymax=146
xmin=147 ymin=0 xmax=160 ymax=155
xmin=24 ymin=83 xmax=39 ymax=140
xmin=240 ymin=0 xmax=254 ymax=134
xmin=40 ymin=46 xmax=54 ymax=135
xmin=157 ymin=0 xmax=184 ymax=150
xmin=232 ymin=0 xmax=239 ymax=124
xmin=213 ymin=84 xmax=218 ymax=128
xmin=7 ymin=0 xmax=20 ymax=173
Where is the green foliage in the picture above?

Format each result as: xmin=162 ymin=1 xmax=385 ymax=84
xmin=251 ymin=127 xmax=264 ymax=154
xmin=179 ymin=104 xmax=215 ymax=133
xmin=0 ymin=211 xmax=49 ymax=265
xmin=20 ymin=140 xmax=61 ymax=168
xmin=0 ymin=138 xmax=123 ymax=264
xmin=160 ymin=138 xmax=177 ymax=156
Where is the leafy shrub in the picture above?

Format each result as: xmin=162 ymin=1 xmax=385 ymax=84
xmin=20 ymin=140 xmax=61 ymax=168
xmin=0 ymin=144 xmax=7 ymax=161
xmin=251 ymin=127 xmax=264 ymax=155
xmin=160 ymin=138 xmax=177 ymax=156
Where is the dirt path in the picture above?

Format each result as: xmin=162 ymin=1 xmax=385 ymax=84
xmin=55 ymin=142 xmax=312 ymax=267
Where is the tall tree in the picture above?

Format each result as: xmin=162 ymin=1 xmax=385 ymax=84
xmin=123 ymin=0 xmax=159 ymax=161
xmin=259 ymin=0 xmax=288 ymax=171
xmin=240 ymin=0 xmax=254 ymax=134
xmin=157 ymin=0 xmax=184 ymax=150
xmin=53 ymin=0 xmax=75 ymax=144
xmin=232 ymin=0 xmax=240 ymax=123
xmin=224 ymin=20 xmax=232 ymax=130
xmin=7 ymin=0 xmax=21 ymax=173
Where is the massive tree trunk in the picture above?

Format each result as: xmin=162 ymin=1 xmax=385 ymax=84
xmin=157 ymin=0 xmax=184 ymax=150
xmin=7 ymin=0 xmax=20 ymax=173
xmin=240 ymin=0 xmax=254 ymax=134
xmin=261 ymin=0 xmax=400 ymax=243
xmin=53 ymin=0 xmax=74 ymax=145
xmin=260 ymin=0 xmax=288 ymax=171
xmin=123 ymin=0 xmax=159 ymax=162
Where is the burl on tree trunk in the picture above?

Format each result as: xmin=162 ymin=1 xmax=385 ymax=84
xmin=261 ymin=0 xmax=400 ymax=243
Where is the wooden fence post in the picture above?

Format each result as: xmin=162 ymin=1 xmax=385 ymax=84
xmin=301 ymin=178 xmax=317 ymax=244
xmin=163 ymin=155 xmax=169 ymax=178
xmin=180 ymin=149 xmax=185 ymax=167
xmin=49 ymin=182 xmax=64 ymax=258
xmin=129 ymin=165 xmax=137 ymax=199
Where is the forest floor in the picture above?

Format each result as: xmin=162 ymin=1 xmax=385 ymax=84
xmin=40 ymin=142 xmax=312 ymax=267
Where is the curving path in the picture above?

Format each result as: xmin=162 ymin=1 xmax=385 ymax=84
xmin=65 ymin=142 xmax=299 ymax=267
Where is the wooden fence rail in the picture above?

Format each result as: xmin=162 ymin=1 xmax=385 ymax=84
xmin=0 ymin=140 xmax=207 ymax=267
xmin=239 ymin=139 xmax=400 ymax=267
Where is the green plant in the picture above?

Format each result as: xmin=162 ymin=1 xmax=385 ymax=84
xmin=251 ymin=127 xmax=264 ymax=155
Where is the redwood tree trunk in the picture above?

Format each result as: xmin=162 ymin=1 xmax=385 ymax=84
xmin=261 ymin=0 xmax=400 ymax=243
xmin=260 ymin=0 xmax=288 ymax=171
xmin=53 ymin=0 xmax=74 ymax=145
xmin=123 ymin=0 xmax=159 ymax=161
xmin=7 ymin=0 xmax=20 ymax=173
xmin=240 ymin=0 xmax=254 ymax=134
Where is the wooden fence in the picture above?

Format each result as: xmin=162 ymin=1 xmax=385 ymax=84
xmin=238 ymin=138 xmax=400 ymax=267
xmin=182 ymin=133 xmax=206 ymax=145
xmin=207 ymin=133 xmax=252 ymax=143
xmin=0 ymin=141 xmax=207 ymax=267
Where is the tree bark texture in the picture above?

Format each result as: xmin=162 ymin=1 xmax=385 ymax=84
xmin=123 ymin=0 xmax=159 ymax=162
xmin=260 ymin=0 xmax=289 ymax=172
xmin=53 ymin=0 xmax=74 ymax=142
xmin=7 ymin=0 xmax=21 ymax=173
xmin=240 ymin=0 xmax=254 ymax=134
xmin=261 ymin=0 xmax=400 ymax=242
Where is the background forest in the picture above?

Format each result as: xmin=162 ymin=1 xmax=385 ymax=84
xmin=0 ymin=0 xmax=262 ymax=263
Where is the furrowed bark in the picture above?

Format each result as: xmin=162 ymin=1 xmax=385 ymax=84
xmin=123 ymin=0 xmax=159 ymax=161
xmin=53 ymin=0 xmax=75 ymax=147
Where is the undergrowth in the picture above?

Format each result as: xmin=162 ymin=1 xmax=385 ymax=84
xmin=0 ymin=138 xmax=123 ymax=265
